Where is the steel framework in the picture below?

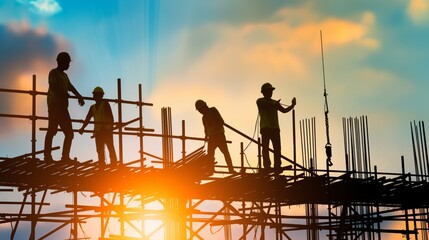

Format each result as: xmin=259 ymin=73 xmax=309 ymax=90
xmin=1 ymin=76 xmax=429 ymax=240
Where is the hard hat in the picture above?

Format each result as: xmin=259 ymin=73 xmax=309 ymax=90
xmin=261 ymin=82 xmax=275 ymax=93
xmin=56 ymin=52 xmax=71 ymax=62
xmin=92 ymin=86 xmax=104 ymax=94
xmin=195 ymin=99 xmax=207 ymax=110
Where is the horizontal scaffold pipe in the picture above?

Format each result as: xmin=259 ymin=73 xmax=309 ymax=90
xmin=0 ymin=87 xmax=153 ymax=107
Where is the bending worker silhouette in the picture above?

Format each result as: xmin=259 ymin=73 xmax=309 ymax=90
xmin=195 ymin=100 xmax=235 ymax=173
xmin=79 ymin=87 xmax=118 ymax=165
xmin=257 ymin=82 xmax=296 ymax=173
xmin=44 ymin=52 xmax=85 ymax=162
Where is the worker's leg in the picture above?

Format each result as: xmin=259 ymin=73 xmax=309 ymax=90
xmin=44 ymin=107 xmax=59 ymax=161
xmin=261 ymin=129 xmax=272 ymax=169
xmin=95 ymin=133 xmax=106 ymax=164
xmin=207 ymin=139 xmax=216 ymax=160
xmin=215 ymin=134 xmax=235 ymax=172
xmin=105 ymin=132 xmax=117 ymax=164
xmin=58 ymin=109 xmax=74 ymax=161
xmin=272 ymin=130 xmax=282 ymax=170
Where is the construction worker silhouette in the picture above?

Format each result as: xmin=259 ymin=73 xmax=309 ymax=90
xmin=79 ymin=87 xmax=118 ymax=165
xmin=257 ymin=82 xmax=296 ymax=173
xmin=195 ymin=100 xmax=235 ymax=173
xmin=44 ymin=52 xmax=85 ymax=162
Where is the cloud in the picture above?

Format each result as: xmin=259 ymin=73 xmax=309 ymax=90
xmin=408 ymin=0 xmax=429 ymax=24
xmin=17 ymin=0 xmax=62 ymax=17
xmin=0 ymin=21 xmax=69 ymax=134
xmin=147 ymin=5 xmax=381 ymax=166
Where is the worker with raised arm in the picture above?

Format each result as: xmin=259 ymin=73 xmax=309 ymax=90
xmin=256 ymin=82 xmax=296 ymax=173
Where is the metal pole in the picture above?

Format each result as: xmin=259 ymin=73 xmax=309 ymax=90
xmin=138 ymin=84 xmax=146 ymax=238
xmin=401 ymin=156 xmax=411 ymax=240
xmin=241 ymin=142 xmax=244 ymax=172
xmin=139 ymin=84 xmax=144 ymax=167
xmin=292 ymin=109 xmax=296 ymax=178
xmin=182 ymin=120 xmax=186 ymax=160
xmin=30 ymin=75 xmax=37 ymax=240
xmin=117 ymin=78 xmax=125 ymax=238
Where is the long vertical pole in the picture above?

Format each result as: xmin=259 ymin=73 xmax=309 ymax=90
xmin=117 ymin=78 xmax=125 ymax=237
xmin=100 ymin=194 xmax=105 ymax=238
xmin=138 ymin=84 xmax=146 ymax=238
xmin=118 ymin=78 xmax=123 ymax=164
xmin=30 ymin=75 xmax=37 ymax=240
xmin=402 ymin=156 xmax=411 ymax=240
xmin=73 ymin=183 xmax=78 ymax=239
xmin=139 ymin=84 xmax=144 ymax=167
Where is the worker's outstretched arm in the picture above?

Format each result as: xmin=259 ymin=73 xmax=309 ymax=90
xmin=279 ymin=97 xmax=296 ymax=113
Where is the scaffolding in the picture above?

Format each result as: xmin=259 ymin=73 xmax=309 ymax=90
xmin=1 ymin=75 xmax=429 ymax=240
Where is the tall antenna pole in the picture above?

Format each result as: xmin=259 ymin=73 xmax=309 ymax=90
xmin=320 ymin=30 xmax=333 ymax=167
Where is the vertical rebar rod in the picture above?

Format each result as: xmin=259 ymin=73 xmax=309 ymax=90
xmin=419 ymin=121 xmax=427 ymax=180
xmin=355 ymin=118 xmax=362 ymax=178
xmin=365 ymin=116 xmax=372 ymax=177
xmin=299 ymin=120 xmax=305 ymax=170
xmin=292 ymin=109 xmax=296 ymax=177
xmin=350 ymin=118 xmax=356 ymax=177
xmin=342 ymin=118 xmax=349 ymax=172
xmin=411 ymin=122 xmax=419 ymax=181
xmin=415 ymin=122 xmax=423 ymax=180
xmin=312 ymin=117 xmax=317 ymax=172
xmin=422 ymin=121 xmax=429 ymax=179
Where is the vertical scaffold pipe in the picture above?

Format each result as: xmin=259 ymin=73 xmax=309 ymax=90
xmin=30 ymin=75 xmax=37 ymax=240
xmin=402 ymin=156 xmax=411 ymax=240
xmin=138 ymin=84 xmax=146 ymax=238
xmin=182 ymin=120 xmax=186 ymax=160
xmin=138 ymin=84 xmax=144 ymax=167
xmin=117 ymin=78 xmax=125 ymax=238
xmin=241 ymin=142 xmax=244 ymax=172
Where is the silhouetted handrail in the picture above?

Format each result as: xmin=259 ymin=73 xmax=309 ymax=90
xmin=223 ymin=122 xmax=314 ymax=175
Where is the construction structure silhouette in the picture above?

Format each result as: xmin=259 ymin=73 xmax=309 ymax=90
xmin=1 ymin=76 xmax=429 ymax=240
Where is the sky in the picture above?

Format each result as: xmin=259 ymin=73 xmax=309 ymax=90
xmin=1 ymin=0 xmax=429 ymax=239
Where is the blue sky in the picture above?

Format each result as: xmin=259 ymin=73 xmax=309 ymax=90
xmin=1 ymin=0 xmax=429 ymax=239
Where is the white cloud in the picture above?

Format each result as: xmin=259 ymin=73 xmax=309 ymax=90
xmin=17 ymin=0 xmax=62 ymax=17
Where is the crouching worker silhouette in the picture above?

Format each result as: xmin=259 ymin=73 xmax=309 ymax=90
xmin=79 ymin=87 xmax=118 ymax=165
xmin=195 ymin=100 xmax=235 ymax=173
